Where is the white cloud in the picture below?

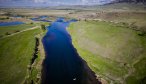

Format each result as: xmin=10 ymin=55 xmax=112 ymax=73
xmin=81 ymin=0 xmax=88 ymax=4
xmin=34 ymin=0 xmax=46 ymax=3
xmin=0 ymin=0 xmax=115 ymax=6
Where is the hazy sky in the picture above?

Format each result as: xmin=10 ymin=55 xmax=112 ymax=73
xmin=0 ymin=0 xmax=115 ymax=6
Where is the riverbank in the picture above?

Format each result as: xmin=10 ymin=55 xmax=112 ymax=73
xmin=68 ymin=21 xmax=146 ymax=84
xmin=0 ymin=29 xmax=41 ymax=84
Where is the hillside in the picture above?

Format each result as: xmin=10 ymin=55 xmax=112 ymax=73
xmin=68 ymin=20 xmax=146 ymax=84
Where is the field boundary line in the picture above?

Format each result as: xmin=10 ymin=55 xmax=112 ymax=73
xmin=0 ymin=26 xmax=40 ymax=39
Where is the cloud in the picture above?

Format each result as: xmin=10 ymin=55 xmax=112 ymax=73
xmin=0 ymin=0 xmax=115 ymax=6
xmin=81 ymin=0 xmax=88 ymax=4
xmin=34 ymin=0 xmax=46 ymax=3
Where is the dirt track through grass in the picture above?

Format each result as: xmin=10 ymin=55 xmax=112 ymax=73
xmin=0 ymin=26 xmax=39 ymax=39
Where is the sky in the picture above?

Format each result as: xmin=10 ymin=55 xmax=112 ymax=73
xmin=0 ymin=0 xmax=115 ymax=7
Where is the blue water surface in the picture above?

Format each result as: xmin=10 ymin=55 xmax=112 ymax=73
xmin=41 ymin=17 xmax=101 ymax=84
xmin=31 ymin=15 xmax=51 ymax=22
xmin=41 ymin=18 xmax=84 ymax=84
xmin=0 ymin=21 xmax=24 ymax=26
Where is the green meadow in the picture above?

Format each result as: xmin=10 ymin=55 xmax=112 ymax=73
xmin=0 ymin=24 xmax=36 ymax=36
xmin=0 ymin=28 xmax=41 ymax=84
xmin=68 ymin=21 xmax=146 ymax=83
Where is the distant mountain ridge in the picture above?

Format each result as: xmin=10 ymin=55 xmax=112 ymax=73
xmin=111 ymin=0 xmax=146 ymax=4
xmin=0 ymin=0 xmax=146 ymax=8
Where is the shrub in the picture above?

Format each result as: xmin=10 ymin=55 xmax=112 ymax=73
xmin=0 ymin=35 xmax=3 ymax=38
xmin=14 ymin=30 xmax=20 ymax=33
xmin=121 ymin=22 xmax=129 ymax=26
xmin=5 ymin=32 xmax=11 ymax=35
xmin=6 ymin=17 xmax=9 ymax=19
xmin=137 ymin=31 xmax=145 ymax=36
xmin=69 ymin=12 xmax=73 ymax=14
xmin=30 ymin=22 xmax=33 ymax=24
xmin=41 ymin=24 xmax=46 ymax=31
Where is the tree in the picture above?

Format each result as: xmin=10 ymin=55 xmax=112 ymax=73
xmin=30 ymin=22 xmax=33 ymax=24
xmin=41 ymin=24 xmax=46 ymax=31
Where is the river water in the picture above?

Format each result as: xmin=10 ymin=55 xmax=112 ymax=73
xmin=31 ymin=16 xmax=51 ymax=22
xmin=41 ymin=18 xmax=100 ymax=84
xmin=0 ymin=21 xmax=24 ymax=26
xmin=41 ymin=18 xmax=84 ymax=84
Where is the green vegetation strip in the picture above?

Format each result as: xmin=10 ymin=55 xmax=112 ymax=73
xmin=0 ymin=24 xmax=36 ymax=36
xmin=68 ymin=21 xmax=146 ymax=83
xmin=0 ymin=28 xmax=41 ymax=84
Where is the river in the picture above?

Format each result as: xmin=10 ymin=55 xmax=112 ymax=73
xmin=0 ymin=21 xmax=24 ymax=26
xmin=41 ymin=18 xmax=101 ymax=84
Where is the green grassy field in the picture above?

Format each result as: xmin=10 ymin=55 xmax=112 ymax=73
xmin=0 ymin=24 xmax=36 ymax=36
xmin=0 ymin=28 xmax=41 ymax=84
xmin=68 ymin=21 xmax=146 ymax=83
